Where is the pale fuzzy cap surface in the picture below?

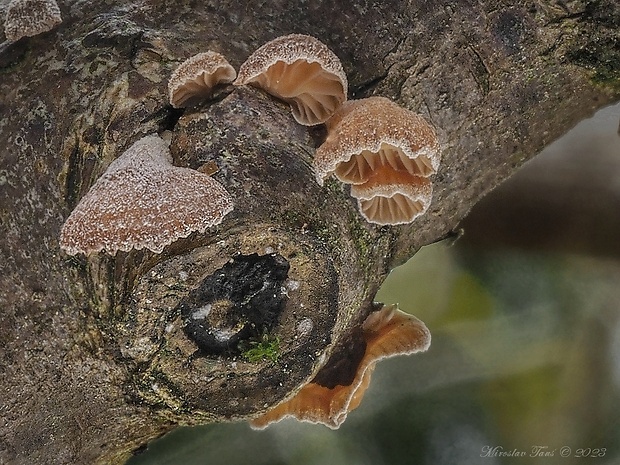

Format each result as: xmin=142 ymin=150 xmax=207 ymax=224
xmin=235 ymin=33 xmax=348 ymax=125
xmin=4 ymin=0 xmax=62 ymax=42
xmin=314 ymin=96 xmax=441 ymax=185
xmin=168 ymin=51 xmax=237 ymax=108
xmin=350 ymin=167 xmax=433 ymax=225
xmin=59 ymin=135 xmax=234 ymax=256
xmin=249 ymin=304 xmax=431 ymax=429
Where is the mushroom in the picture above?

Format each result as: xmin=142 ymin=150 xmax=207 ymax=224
xmin=235 ymin=34 xmax=347 ymax=126
xmin=168 ymin=51 xmax=237 ymax=108
xmin=350 ymin=166 xmax=433 ymax=225
xmin=59 ymin=134 xmax=234 ymax=256
xmin=313 ymin=96 xmax=441 ymax=186
xmin=4 ymin=0 xmax=62 ymax=42
xmin=250 ymin=304 xmax=431 ymax=429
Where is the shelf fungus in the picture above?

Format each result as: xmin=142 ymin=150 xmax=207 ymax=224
xmin=313 ymin=96 xmax=441 ymax=225
xmin=314 ymin=97 xmax=440 ymax=185
xmin=250 ymin=304 xmax=431 ymax=429
xmin=59 ymin=134 xmax=234 ymax=256
xmin=4 ymin=0 xmax=62 ymax=42
xmin=168 ymin=51 xmax=237 ymax=108
xmin=350 ymin=166 xmax=433 ymax=226
xmin=235 ymin=34 xmax=347 ymax=126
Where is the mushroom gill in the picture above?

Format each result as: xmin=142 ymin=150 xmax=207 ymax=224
xmin=350 ymin=167 xmax=433 ymax=226
xmin=59 ymin=134 xmax=234 ymax=256
xmin=235 ymin=34 xmax=348 ymax=126
xmin=249 ymin=304 xmax=431 ymax=429
xmin=168 ymin=51 xmax=237 ymax=108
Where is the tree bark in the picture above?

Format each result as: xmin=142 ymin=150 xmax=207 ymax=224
xmin=0 ymin=0 xmax=618 ymax=463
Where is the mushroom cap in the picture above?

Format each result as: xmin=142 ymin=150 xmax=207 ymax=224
xmin=249 ymin=304 xmax=431 ymax=429
xmin=314 ymin=97 xmax=440 ymax=185
xmin=350 ymin=167 xmax=433 ymax=225
xmin=4 ymin=0 xmax=62 ymax=42
xmin=234 ymin=34 xmax=348 ymax=126
xmin=59 ymin=135 xmax=234 ymax=256
xmin=168 ymin=51 xmax=237 ymax=108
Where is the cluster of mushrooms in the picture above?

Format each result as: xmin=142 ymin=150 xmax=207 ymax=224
xmin=170 ymin=34 xmax=441 ymax=226
xmin=57 ymin=34 xmax=436 ymax=428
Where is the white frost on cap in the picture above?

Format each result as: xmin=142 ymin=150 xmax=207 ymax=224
xmin=168 ymin=51 xmax=237 ymax=108
xmin=4 ymin=0 xmax=62 ymax=42
xmin=314 ymin=97 xmax=441 ymax=185
xmin=235 ymin=34 xmax=347 ymax=126
xmin=59 ymin=134 xmax=234 ymax=256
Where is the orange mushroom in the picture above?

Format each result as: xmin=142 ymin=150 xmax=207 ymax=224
xmin=235 ymin=34 xmax=347 ymax=126
xmin=350 ymin=166 xmax=433 ymax=225
xmin=313 ymin=96 xmax=440 ymax=186
xmin=250 ymin=304 xmax=431 ymax=429
xmin=168 ymin=51 xmax=237 ymax=108
xmin=59 ymin=134 xmax=234 ymax=256
xmin=4 ymin=0 xmax=62 ymax=42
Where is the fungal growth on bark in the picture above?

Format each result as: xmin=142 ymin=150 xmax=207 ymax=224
xmin=350 ymin=167 xmax=433 ymax=225
xmin=235 ymin=34 xmax=348 ymax=126
xmin=59 ymin=134 xmax=234 ymax=256
xmin=168 ymin=51 xmax=237 ymax=108
xmin=314 ymin=97 xmax=441 ymax=185
xmin=250 ymin=304 xmax=431 ymax=429
xmin=313 ymin=96 xmax=441 ymax=225
xmin=4 ymin=0 xmax=62 ymax=42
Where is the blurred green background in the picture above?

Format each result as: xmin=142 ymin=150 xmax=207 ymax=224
xmin=128 ymin=103 xmax=620 ymax=465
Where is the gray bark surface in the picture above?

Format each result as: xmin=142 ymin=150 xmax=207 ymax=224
xmin=0 ymin=0 xmax=618 ymax=463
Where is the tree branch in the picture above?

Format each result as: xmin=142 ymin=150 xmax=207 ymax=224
xmin=0 ymin=0 xmax=618 ymax=463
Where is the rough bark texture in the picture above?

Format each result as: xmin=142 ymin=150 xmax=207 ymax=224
xmin=0 ymin=0 xmax=618 ymax=464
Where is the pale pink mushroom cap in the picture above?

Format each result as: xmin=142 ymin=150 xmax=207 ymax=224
xmin=59 ymin=135 xmax=234 ymax=256
xmin=235 ymin=34 xmax=348 ymax=126
xmin=4 ymin=0 xmax=62 ymax=42
xmin=350 ymin=167 xmax=433 ymax=225
xmin=314 ymin=97 xmax=441 ymax=186
xmin=250 ymin=304 xmax=431 ymax=429
xmin=168 ymin=51 xmax=237 ymax=108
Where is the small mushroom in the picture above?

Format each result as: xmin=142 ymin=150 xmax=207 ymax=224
xmin=4 ymin=0 xmax=62 ymax=42
xmin=168 ymin=51 xmax=237 ymax=108
xmin=313 ymin=96 xmax=440 ymax=186
xmin=350 ymin=166 xmax=433 ymax=225
xmin=59 ymin=134 xmax=234 ymax=256
xmin=235 ymin=34 xmax=347 ymax=126
xmin=250 ymin=304 xmax=431 ymax=429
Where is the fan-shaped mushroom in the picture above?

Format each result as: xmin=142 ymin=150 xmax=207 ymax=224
xmin=168 ymin=51 xmax=237 ymax=108
xmin=4 ymin=0 xmax=62 ymax=42
xmin=59 ymin=134 xmax=234 ymax=256
xmin=250 ymin=304 xmax=431 ymax=429
xmin=235 ymin=34 xmax=347 ymax=126
xmin=350 ymin=166 xmax=433 ymax=225
xmin=314 ymin=97 xmax=440 ymax=186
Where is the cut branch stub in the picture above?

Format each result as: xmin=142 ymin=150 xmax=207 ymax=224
xmin=119 ymin=228 xmax=339 ymax=418
xmin=179 ymin=253 xmax=290 ymax=354
xmin=114 ymin=88 xmax=390 ymax=422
